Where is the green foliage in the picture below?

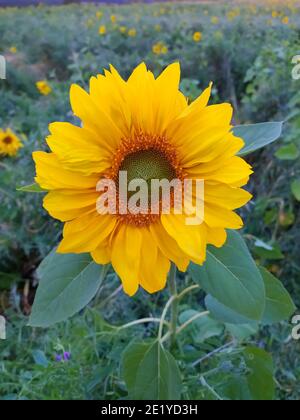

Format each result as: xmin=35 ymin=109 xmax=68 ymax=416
xmin=29 ymin=250 xmax=105 ymax=327
xmin=121 ymin=340 xmax=182 ymax=400
xmin=291 ymin=180 xmax=300 ymax=201
xmin=189 ymin=231 xmax=266 ymax=321
xmin=260 ymin=267 xmax=296 ymax=325
xmin=243 ymin=347 xmax=275 ymax=401
xmin=234 ymin=122 xmax=283 ymax=156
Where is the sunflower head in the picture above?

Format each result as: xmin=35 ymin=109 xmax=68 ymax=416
xmin=0 ymin=128 xmax=23 ymax=157
xmin=33 ymin=62 xmax=252 ymax=296
xmin=36 ymin=80 xmax=52 ymax=96
xmin=193 ymin=32 xmax=202 ymax=42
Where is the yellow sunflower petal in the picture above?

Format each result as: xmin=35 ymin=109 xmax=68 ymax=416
xmin=153 ymin=62 xmax=187 ymax=133
xmin=161 ymin=213 xmax=207 ymax=265
xmin=149 ymin=222 xmax=189 ymax=272
xmin=138 ymin=228 xmax=170 ymax=293
xmin=91 ymin=240 xmax=111 ymax=265
xmin=189 ymin=156 xmax=253 ymax=186
xmin=206 ymin=226 xmax=227 ymax=248
xmin=176 ymin=82 xmax=212 ymax=120
xmin=168 ymin=103 xmax=233 ymax=148
xmin=47 ymin=122 xmax=111 ymax=175
xmin=111 ymin=224 xmax=142 ymax=296
xmin=70 ymin=84 xmax=123 ymax=151
xmin=33 ymin=151 xmax=99 ymax=190
xmin=205 ymin=183 xmax=252 ymax=210
xmin=182 ymin=132 xmax=244 ymax=168
xmin=205 ymin=202 xmax=244 ymax=229
xmin=58 ymin=212 xmax=116 ymax=253
xmin=43 ymin=191 xmax=98 ymax=222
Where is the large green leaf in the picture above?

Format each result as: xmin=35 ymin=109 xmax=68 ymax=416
xmin=206 ymin=267 xmax=295 ymax=327
xmin=121 ymin=340 xmax=182 ymax=400
xmin=260 ymin=267 xmax=296 ymax=325
xmin=233 ymin=121 xmax=283 ymax=156
xmin=29 ymin=250 xmax=105 ymax=327
xmin=205 ymin=295 xmax=255 ymax=325
xmin=244 ymin=347 xmax=275 ymax=400
xmin=205 ymin=295 xmax=258 ymax=340
xmin=189 ymin=231 xmax=265 ymax=321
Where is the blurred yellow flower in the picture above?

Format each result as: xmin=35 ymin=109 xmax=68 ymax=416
xmin=0 ymin=128 xmax=23 ymax=157
xmin=193 ymin=31 xmax=202 ymax=42
xmin=99 ymin=25 xmax=106 ymax=35
xmin=211 ymin=16 xmax=219 ymax=24
xmin=154 ymin=24 xmax=161 ymax=32
xmin=119 ymin=26 xmax=127 ymax=34
xmin=96 ymin=11 xmax=103 ymax=19
xmin=272 ymin=10 xmax=278 ymax=18
xmin=152 ymin=41 xmax=168 ymax=55
xmin=128 ymin=28 xmax=137 ymax=37
xmin=227 ymin=9 xmax=239 ymax=21
xmin=36 ymin=80 xmax=52 ymax=96
xmin=110 ymin=15 xmax=117 ymax=24
xmin=282 ymin=16 xmax=289 ymax=24
xmin=9 ymin=46 xmax=17 ymax=54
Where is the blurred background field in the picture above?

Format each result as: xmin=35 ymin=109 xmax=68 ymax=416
xmin=0 ymin=0 xmax=300 ymax=400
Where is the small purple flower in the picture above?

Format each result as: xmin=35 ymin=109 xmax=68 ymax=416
xmin=63 ymin=351 xmax=71 ymax=361
xmin=55 ymin=354 xmax=62 ymax=362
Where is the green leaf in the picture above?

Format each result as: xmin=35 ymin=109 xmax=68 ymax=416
xmin=220 ymin=376 xmax=252 ymax=400
xmin=121 ymin=340 xmax=182 ymax=400
xmin=32 ymin=350 xmax=49 ymax=368
xmin=291 ymin=179 xmax=300 ymax=201
xmin=17 ymin=183 xmax=46 ymax=193
xmin=121 ymin=342 xmax=151 ymax=395
xmin=189 ymin=231 xmax=265 ymax=321
xmin=205 ymin=295 xmax=257 ymax=325
xmin=178 ymin=309 xmax=223 ymax=343
xmin=234 ymin=122 xmax=283 ymax=156
xmin=206 ymin=267 xmax=295 ymax=327
xmin=226 ymin=323 xmax=258 ymax=340
xmin=260 ymin=267 xmax=295 ymax=325
xmin=205 ymin=296 xmax=258 ymax=340
xmin=275 ymin=143 xmax=299 ymax=160
xmin=244 ymin=347 xmax=275 ymax=400
xmin=29 ymin=250 xmax=105 ymax=327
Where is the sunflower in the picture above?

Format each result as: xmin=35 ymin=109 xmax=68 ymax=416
xmin=33 ymin=63 xmax=252 ymax=296
xmin=36 ymin=80 xmax=52 ymax=96
xmin=0 ymin=128 xmax=23 ymax=157
xmin=193 ymin=32 xmax=202 ymax=43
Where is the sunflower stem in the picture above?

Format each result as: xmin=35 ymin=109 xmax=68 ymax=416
xmin=169 ymin=263 xmax=178 ymax=349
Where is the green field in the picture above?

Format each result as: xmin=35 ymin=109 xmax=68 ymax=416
xmin=0 ymin=1 xmax=300 ymax=400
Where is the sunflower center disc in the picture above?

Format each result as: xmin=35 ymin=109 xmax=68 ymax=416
xmin=2 ymin=136 xmax=12 ymax=145
xmin=119 ymin=148 xmax=176 ymax=192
